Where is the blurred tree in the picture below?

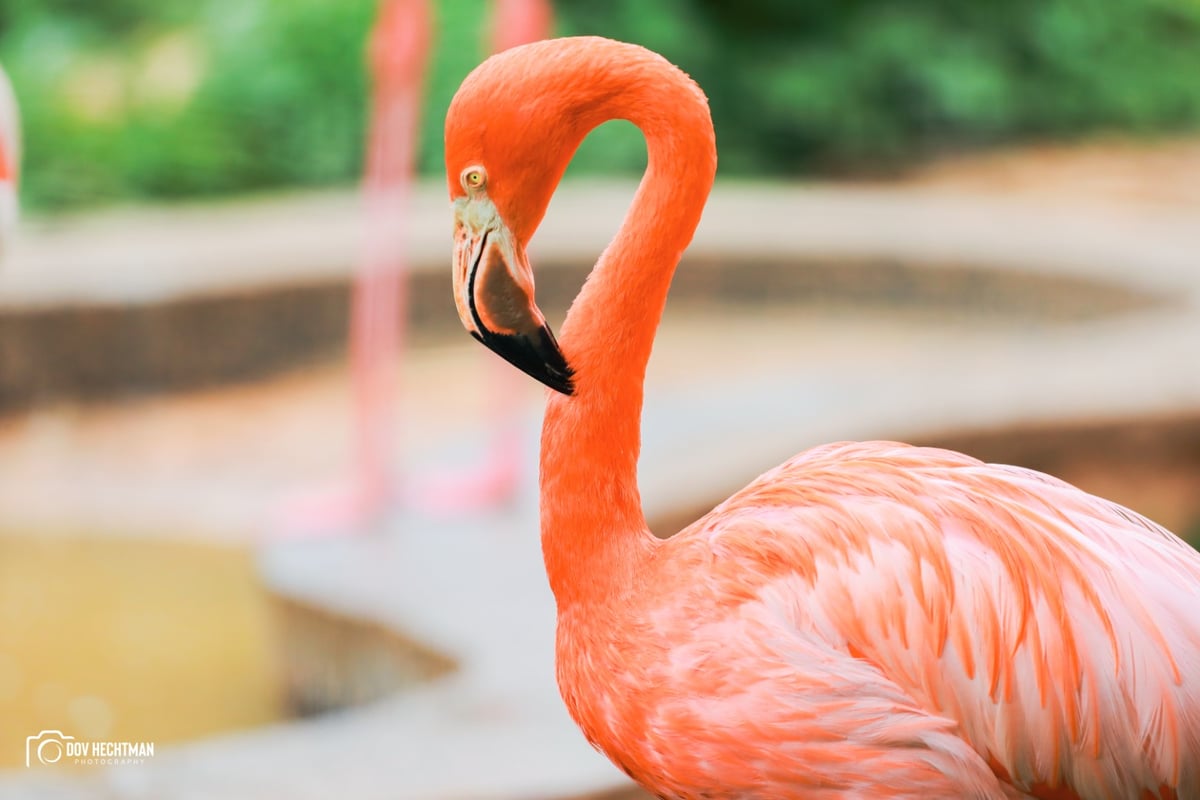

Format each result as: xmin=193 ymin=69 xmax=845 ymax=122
xmin=557 ymin=0 xmax=1200 ymax=174
xmin=0 ymin=0 xmax=378 ymax=207
xmin=1 ymin=0 xmax=1199 ymax=210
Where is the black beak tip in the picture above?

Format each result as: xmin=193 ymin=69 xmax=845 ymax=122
xmin=543 ymin=369 xmax=576 ymax=396
xmin=477 ymin=325 xmax=575 ymax=396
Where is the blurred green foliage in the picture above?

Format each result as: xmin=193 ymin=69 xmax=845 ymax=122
xmin=559 ymin=0 xmax=1200 ymax=174
xmin=2 ymin=0 xmax=1199 ymax=211
xmin=0 ymin=0 xmax=493 ymax=209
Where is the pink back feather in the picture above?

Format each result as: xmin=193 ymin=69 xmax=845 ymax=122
xmin=560 ymin=442 xmax=1200 ymax=798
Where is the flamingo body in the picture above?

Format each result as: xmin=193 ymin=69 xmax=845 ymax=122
xmin=444 ymin=37 xmax=1200 ymax=799
xmin=558 ymin=441 xmax=1200 ymax=798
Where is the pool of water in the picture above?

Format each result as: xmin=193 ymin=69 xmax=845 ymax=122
xmin=0 ymin=533 xmax=452 ymax=771
xmin=0 ymin=535 xmax=281 ymax=769
xmin=0 ymin=532 xmax=456 ymax=767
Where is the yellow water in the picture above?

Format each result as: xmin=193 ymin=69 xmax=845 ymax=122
xmin=0 ymin=533 xmax=283 ymax=769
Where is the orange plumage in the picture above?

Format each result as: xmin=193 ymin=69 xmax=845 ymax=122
xmin=445 ymin=36 xmax=1200 ymax=799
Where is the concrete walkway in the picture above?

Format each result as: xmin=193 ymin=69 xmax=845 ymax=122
xmin=0 ymin=175 xmax=1198 ymax=799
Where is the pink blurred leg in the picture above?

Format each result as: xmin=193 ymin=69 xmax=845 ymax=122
xmin=407 ymin=0 xmax=554 ymax=515
xmin=278 ymin=0 xmax=554 ymax=527
xmin=273 ymin=0 xmax=429 ymax=536
xmin=490 ymin=0 xmax=553 ymax=52
xmin=408 ymin=355 xmax=527 ymax=513
xmin=0 ymin=63 xmax=18 ymax=252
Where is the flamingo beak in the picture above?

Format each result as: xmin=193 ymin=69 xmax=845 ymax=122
xmin=452 ymin=197 xmax=575 ymax=395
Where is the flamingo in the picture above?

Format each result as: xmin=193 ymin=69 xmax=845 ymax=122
xmin=275 ymin=0 xmax=431 ymax=535
xmin=444 ymin=37 xmax=1200 ymax=799
xmin=280 ymin=0 xmax=555 ymax=532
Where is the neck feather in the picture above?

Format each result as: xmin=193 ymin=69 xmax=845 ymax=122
xmin=539 ymin=52 xmax=716 ymax=609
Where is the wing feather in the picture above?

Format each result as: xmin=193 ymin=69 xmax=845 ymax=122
xmin=686 ymin=440 xmax=1200 ymax=799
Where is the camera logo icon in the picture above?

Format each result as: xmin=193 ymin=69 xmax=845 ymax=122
xmin=25 ymin=730 xmax=74 ymax=767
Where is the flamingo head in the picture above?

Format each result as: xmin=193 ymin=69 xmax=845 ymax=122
xmin=444 ymin=40 xmax=602 ymax=397
xmin=447 ymin=162 xmax=573 ymax=396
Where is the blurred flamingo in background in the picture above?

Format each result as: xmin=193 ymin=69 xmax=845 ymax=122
xmin=490 ymin=0 xmax=552 ymax=52
xmin=277 ymin=0 xmax=431 ymax=535
xmin=412 ymin=0 xmax=554 ymax=513
xmin=445 ymin=37 xmax=1200 ymax=798
xmin=0 ymin=63 xmax=19 ymax=254
xmin=280 ymin=0 xmax=553 ymax=533
xmin=347 ymin=0 xmax=430 ymax=517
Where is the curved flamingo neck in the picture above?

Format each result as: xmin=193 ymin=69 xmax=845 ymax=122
xmin=539 ymin=57 xmax=716 ymax=610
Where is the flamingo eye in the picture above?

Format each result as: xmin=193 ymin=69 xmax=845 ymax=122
xmin=463 ymin=167 xmax=487 ymax=190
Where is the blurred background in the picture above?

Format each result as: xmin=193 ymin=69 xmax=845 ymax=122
xmin=0 ymin=0 xmax=1198 ymax=798
xmin=7 ymin=0 xmax=1200 ymax=209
